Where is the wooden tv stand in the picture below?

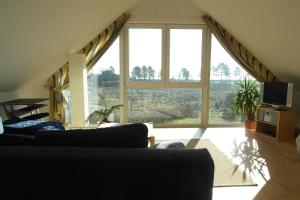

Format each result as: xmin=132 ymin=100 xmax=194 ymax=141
xmin=255 ymin=106 xmax=296 ymax=141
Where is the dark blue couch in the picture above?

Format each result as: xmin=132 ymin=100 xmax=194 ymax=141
xmin=0 ymin=123 xmax=214 ymax=200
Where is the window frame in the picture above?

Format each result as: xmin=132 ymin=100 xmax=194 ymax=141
xmin=84 ymin=23 xmax=255 ymax=128
xmin=125 ymin=24 xmax=166 ymax=88
xmin=85 ymin=24 xmax=251 ymax=128
xmin=166 ymin=24 xmax=206 ymax=87
xmin=123 ymin=23 xmax=209 ymax=127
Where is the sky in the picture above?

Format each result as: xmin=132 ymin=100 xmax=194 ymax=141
xmin=169 ymin=29 xmax=202 ymax=80
xmin=89 ymin=28 xmax=252 ymax=80
xmin=129 ymin=28 xmax=162 ymax=79
xmin=89 ymin=37 xmax=120 ymax=75
xmin=210 ymin=35 xmax=253 ymax=80
xmin=129 ymin=28 xmax=203 ymax=81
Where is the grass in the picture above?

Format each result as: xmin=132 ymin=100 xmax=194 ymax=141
xmin=87 ymin=80 xmax=245 ymax=125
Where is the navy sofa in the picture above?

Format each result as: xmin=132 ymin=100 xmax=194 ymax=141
xmin=0 ymin=123 xmax=214 ymax=200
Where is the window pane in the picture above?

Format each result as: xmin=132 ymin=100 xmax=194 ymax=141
xmin=169 ymin=29 xmax=202 ymax=82
xmin=87 ymin=37 xmax=120 ymax=124
xmin=129 ymin=28 xmax=162 ymax=82
xmin=209 ymin=35 xmax=255 ymax=124
xmin=128 ymin=88 xmax=202 ymax=124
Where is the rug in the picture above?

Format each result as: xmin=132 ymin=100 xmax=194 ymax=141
xmin=156 ymin=139 xmax=257 ymax=187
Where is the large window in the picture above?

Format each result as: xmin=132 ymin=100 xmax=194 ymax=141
xmin=84 ymin=24 xmax=258 ymax=127
xmin=87 ymin=37 xmax=121 ymax=124
xmin=209 ymin=35 xmax=255 ymax=125
xmin=125 ymin=25 xmax=205 ymax=126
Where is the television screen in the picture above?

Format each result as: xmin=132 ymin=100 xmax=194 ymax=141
xmin=262 ymin=82 xmax=290 ymax=106
xmin=263 ymin=82 xmax=287 ymax=105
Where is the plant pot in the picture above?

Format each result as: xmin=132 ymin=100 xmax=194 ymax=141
xmin=100 ymin=117 xmax=108 ymax=124
xmin=245 ymin=119 xmax=256 ymax=129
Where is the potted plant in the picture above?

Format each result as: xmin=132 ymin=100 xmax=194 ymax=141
xmin=88 ymin=104 xmax=122 ymax=124
xmin=231 ymin=79 xmax=260 ymax=129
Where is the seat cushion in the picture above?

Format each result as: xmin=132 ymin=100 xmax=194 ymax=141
xmin=35 ymin=123 xmax=148 ymax=148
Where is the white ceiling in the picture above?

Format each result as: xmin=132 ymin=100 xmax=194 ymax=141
xmin=0 ymin=0 xmax=300 ymax=92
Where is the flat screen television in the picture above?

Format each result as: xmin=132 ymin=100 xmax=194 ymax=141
xmin=260 ymin=82 xmax=293 ymax=108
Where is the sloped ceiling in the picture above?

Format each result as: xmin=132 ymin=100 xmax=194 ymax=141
xmin=0 ymin=0 xmax=300 ymax=92
xmin=191 ymin=0 xmax=300 ymax=89
xmin=0 ymin=0 xmax=139 ymax=91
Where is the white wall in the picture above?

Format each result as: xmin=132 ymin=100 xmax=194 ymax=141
xmin=14 ymin=56 xmax=69 ymax=119
xmin=68 ymin=53 xmax=88 ymax=127
xmin=129 ymin=0 xmax=206 ymax=24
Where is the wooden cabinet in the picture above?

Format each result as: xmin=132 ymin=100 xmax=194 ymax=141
xmin=255 ymin=106 xmax=296 ymax=141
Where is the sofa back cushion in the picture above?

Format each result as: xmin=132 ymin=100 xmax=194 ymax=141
xmin=35 ymin=123 xmax=148 ymax=148
xmin=0 ymin=147 xmax=214 ymax=200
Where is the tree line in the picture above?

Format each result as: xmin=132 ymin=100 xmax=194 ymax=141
xmin=88 ymin=62 xmax=247 ymax=86
xmin=131 ymin=65 xmax=155 ymax=80
xmin=131 ymin=65 xmax=191 ymax=81
xmin=211 ymin=62 xmax=244 ymax=80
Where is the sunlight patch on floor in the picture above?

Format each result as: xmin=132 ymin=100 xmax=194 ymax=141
xmin=153 ymin=127 xmax=204 ymax=140
xmin=153 ymin=127 xmax=272 ymax=200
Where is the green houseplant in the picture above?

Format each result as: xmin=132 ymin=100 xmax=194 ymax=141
xmin=231 ymin=79 xmax=260 ymax=129
xmin=88 ymin=104 xmax=122 ymax=124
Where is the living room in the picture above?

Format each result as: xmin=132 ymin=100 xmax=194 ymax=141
xmin=0 ymin=0 xmax=300 ymax=200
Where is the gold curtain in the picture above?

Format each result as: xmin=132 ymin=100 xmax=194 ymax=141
xmin=202 ymin=15 xmax=279 ymax=82
xmin=48 ymin=62 xmax=69 ymax=124
xmin=47 ymin=13 xmax=129 ymax=123
xmin=79 ymin=12 xmax=130 ymax=70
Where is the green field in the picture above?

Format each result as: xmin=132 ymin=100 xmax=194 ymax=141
xmin=87 ymin=77 xmax=244 ymax=125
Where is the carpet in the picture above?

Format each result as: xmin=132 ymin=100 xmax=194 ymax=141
xmin=157 ymin=139 xmax=257 ymax=187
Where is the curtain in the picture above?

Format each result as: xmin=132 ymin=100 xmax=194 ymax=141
xmin=79 ymin=12 xmax=130 ymax=70
xmin=48 ymin=62 xmax=69 ymax=124
xmin=47 ymin=12 xmax=129 ymax=123
xmin=202 ymin=15 xmax=279 ymax=82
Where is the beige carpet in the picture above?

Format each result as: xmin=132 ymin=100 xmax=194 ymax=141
xmin=157 ymin=139 xmax=257 ymax=187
